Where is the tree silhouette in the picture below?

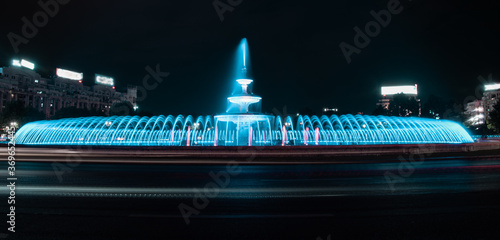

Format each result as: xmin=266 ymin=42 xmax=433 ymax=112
xmin=488 ymin=101 xmax=500 ymax=133
xmin=372 ymin=105 xmax=388 ymax=116
xmin=388 ymin=93 xmax=419 ymax=117
xmin=0 ymin=101 xmax=45 ymax=128
xmin=422 ymin=94 xmax=446 ymax=118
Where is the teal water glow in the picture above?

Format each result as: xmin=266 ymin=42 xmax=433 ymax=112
xmin=15 ymin=114 xmax=473 ymax=146
xmin=14 ymin=38 xmax=474 ymax=146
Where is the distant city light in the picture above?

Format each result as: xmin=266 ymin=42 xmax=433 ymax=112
xmin=381 ymin=85 xmax=418 ymax=95
xmin=485 ymin=84 xmax=500 ymax=91
xmin=323 ymin=108 xmax=339 ymax=112
xmin=57 ymin=68 xmax=83 ymax=80
xmin=12 ymin=60 xmax=21 ymax=67
xmin=95 ymin=74 xmax=114 ymax=86
xmin=12 ymin=59 xmax=35 ymax=70
xmin=21 ymin=59 xmax=35 ymax=70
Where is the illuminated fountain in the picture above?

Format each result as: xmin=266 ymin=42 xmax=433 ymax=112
xmin=214 ymin=38 xmax=274 ymax=146
xmin=14 ymin=39 xmax=474 ymax=146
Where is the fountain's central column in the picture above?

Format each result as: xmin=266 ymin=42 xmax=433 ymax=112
xmin=214 ymin=38 xmax=274 ymax=146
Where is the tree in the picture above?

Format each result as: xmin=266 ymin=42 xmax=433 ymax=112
xmin=388 ymin=93 xmax=419 ymax=117
xmin=488 ymin=101 xmax=500 ymax=133
xmin=441 ymin=100 xmax=464 ymax=122
xmin=372 ymin=105 xmax=388 ymax=116
xmin=422 ymin=94 xmax=446 ymax=118
xmin=0 ymin=101 xmax=45 ymax=129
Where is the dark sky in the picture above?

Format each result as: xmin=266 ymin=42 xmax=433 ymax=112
xmin=1 ymin=0 xmax=500 ymax=116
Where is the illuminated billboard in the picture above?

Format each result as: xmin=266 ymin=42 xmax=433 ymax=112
xmin=12 ymin=60 xmax=21 ymax=67
xmin=95 ymin=74 xmax=114 ymax=86
xmin=12 ymin=59 xmax=35 ymax=70
xmin=21 ymin=59 xmax=35 ymax=70
xmin=381 ymin=85 xmax=418 ymax=95
xmin=56 ymin=68 xmax=83 ymax=80
xmin=485 ymin=84 xmax=500 ymax=91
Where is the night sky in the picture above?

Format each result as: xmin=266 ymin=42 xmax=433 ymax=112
xmin=1 ymin=0 xmax=500 ymax=116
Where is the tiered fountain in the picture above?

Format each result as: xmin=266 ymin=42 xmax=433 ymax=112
xmin=214 ymin=39 xmax=274 ymax=146
xmin=14 ymin=39 xmax=474 ymax=146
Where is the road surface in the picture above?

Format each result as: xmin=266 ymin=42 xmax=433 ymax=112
xmin=1 ymin=146 xmax=500 ymax=239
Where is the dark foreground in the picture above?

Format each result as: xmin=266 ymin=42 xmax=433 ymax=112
xmin=1 ymin=146 xmax=500 ymax=239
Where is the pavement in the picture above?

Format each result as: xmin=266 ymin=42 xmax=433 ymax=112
xmin=1 ymin=145 xmax=500 ymax=239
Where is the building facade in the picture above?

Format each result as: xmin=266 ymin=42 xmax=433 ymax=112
xmin=463 ymin=84 xmax=500 ymax=127
xmin=482 ymin=85 xmax=500 ymax=121
xmin=0 ymin=66 xmax=137 ymax=119
xmin=464 ymin=100 xmax=485 ymax=126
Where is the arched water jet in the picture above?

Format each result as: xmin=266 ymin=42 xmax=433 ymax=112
xmin=14 ymin=38 xmax=473 ymax=146
xmin=15 ymin=114 xmax=473 ymax=146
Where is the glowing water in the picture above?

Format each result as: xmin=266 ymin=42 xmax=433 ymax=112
xmin=14 ymin=38 xmax=474 ymax=146
xmin=225 ymin=38 xmax=261 ymax=114
xmin=15 ymin=114 xmax=473 ymax=146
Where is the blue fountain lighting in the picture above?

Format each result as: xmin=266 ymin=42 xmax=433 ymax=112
xmin=15 ymin=115 xmax=473 ymax=146
xmin=14 ymin=38 xmax=474 ymax=146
